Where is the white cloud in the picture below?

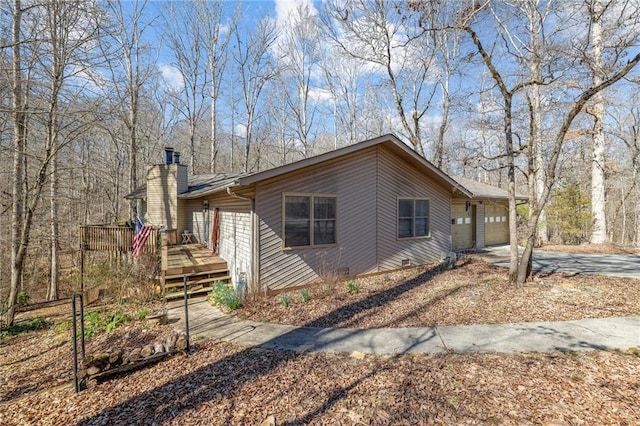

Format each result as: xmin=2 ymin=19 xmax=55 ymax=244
xmin=235 ymin=124 xmax=247 ymax=138
xmin=274 ymin=0 xmax=317 ymax=28
xmin=160 ymin=64 xmax=184 ymax=91
xmin=308 ymin=87 xmax=333 ymax=103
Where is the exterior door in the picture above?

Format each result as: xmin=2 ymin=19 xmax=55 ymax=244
xmin=485 ymin=204 xmax=509 ymax=245
xmin=451 ymin=203 xmax=475 ymax=250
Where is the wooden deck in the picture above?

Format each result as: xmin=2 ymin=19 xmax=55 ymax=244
xmin=165 ymin=244 xmax=228 ymax=277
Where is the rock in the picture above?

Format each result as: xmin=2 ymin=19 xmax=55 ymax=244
xmin=260 ymin=415 xmax=276 ymax=426
xmin=86 ymin=366 xmax=101 ymax=376
xmin=109 ymin=349 xmax=123 ymax=364
xmin=350 ymin=351 xmax=366 ymax=360
xmin=127 ymin=348 xmax=141 ymax=363
xmin=141 ymin=344 xmax=153 ymax=358
xmin=153 ymin=340 xmax=165 ymax=354
xmin=164 ymin=334 xmax=177 ymax=352
xmin=176 ymin=333 xmax=188 ymax=351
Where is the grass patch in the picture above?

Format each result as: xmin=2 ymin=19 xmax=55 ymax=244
xmin=280 ymin=293 xmax=292 ymax=308
xmin=345 ymin=280 xmax=360 ymax=294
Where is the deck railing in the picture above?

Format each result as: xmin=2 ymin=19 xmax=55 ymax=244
xmin=79 ymin=226 xmax=179 ymax=253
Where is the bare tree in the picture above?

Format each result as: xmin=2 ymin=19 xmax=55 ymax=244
xmin=195 ymin=0 xmax=235 ymax=173
xmin=462 ymin=1 xmax=640 ymax=285
xmin=588 ymin=0 xmax=607 ymax=244
xmin=276 ymin=2 xmax=322 ymax=158
xmin=322 ymin=0 xmax=438 ymax=156
xmin=162 ymin=1 xmax=208 ymax=173
xmin=101 ymin=0 xmax=157 ymax=221
xmin=233 ymin=17 xmax=277 ymax=173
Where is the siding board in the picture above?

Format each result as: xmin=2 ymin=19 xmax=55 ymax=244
xmin=376 ymin=146 xmax=451 ymax=269
xmin=256 ymin=148 xmax=378 ymax=291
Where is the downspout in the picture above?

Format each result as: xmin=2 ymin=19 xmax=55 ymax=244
xmin=226 ymin=187 xmax=258 ymax=295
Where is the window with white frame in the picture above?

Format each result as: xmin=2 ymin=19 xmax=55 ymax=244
xmin=398 ymin=198 xmax=430 ymax=239
xmin=284 ymin=194 xmax=337 ymax=248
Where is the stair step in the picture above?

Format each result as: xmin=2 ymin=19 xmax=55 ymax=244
xmin=164 ymin=286 xmax=212 ymax=301
xmin=162 ymin=270 xmax=230 ymax=281
xmin=165 ymin=276 xmax=230 ymax=290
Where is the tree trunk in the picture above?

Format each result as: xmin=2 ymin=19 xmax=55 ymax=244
xmin=590 ymin=0 xmax=607 ymax=244
xmin=8 ymin=0 xmax=24 ymax=326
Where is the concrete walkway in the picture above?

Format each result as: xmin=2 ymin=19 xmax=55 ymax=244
xmin=168 ymin=299 xmax=640 ymax=355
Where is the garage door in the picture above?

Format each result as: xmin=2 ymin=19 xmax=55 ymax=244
xmin=485 ymin=204 xmax=509 ymax=245
xmin=451 ymin=203 xmax=475 ymax=250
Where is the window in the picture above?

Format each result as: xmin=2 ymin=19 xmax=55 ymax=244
xmin=398 ymin=198 xmax=430 ymax=239
xmin=284 ymin=195 xmax=337 ymax=247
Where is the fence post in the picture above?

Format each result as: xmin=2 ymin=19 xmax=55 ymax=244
xmin=72 ymin=293 xmax=85 ymax=393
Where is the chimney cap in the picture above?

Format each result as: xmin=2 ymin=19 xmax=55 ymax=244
xmin=164 ymin=147 xmax=174 ymax=165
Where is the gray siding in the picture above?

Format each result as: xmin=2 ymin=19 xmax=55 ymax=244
xmin=255 ymin=144 xmax=452 ymax=292
xmin=184 ymin=194 xmax=253 ymax=289
xmin=256 ymin=147 xmax=378 ymax=291
xmin=184 ymin=194 xmax=251 ymax=245
xmin=376 ymin=146 xmax=451 ymax=270
xmin=219 ymin=211 xmax=252 ymax=290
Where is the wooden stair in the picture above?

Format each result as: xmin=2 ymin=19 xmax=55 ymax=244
xmin=163 ymin=271 xmax=231 ymax=301
xmin=161 ymin=244 xmax=231 ymax=301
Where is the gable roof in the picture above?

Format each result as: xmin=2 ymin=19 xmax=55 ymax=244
xmin=235 ymin=134 xmax=471 ymax=198
xmin=127 ymin=134 xmax=525 ymax=201
xmin=452 ymin=176 xmax=528 ymax=201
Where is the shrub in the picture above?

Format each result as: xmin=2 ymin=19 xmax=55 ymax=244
xmin=209 ymin=281 xmax=242 ymax=311
xmin=346 ymin=280 xmax=360 ymax=294
xmin=280 ymin=293 xmax=292 ymax=308
xmin=300 ymin=289 xmax=311 ymax=302
xmin=136 ymin=308 xmax=150 ymax=320
xmin=16 ymin=291 xmax=30 ymax=306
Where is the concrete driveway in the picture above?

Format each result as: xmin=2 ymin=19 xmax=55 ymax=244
xmin=482 ymin=245 xmax=640 ymax=279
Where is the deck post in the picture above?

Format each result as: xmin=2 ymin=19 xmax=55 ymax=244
xmin=160 ymin=232 xmax=168 ymax=294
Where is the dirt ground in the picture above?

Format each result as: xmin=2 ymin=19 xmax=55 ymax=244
xmin=1 ymin=250 xmax=639 ymax=425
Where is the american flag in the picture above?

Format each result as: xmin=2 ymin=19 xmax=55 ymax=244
xmin=132 ymin=217 xmax=153 ymax=258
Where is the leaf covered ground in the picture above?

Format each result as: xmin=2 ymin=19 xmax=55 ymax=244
xmin=2 ymin=337 xmax=640 ymax=425
xmin=2 ymin=254 xmax=639 ymax=425
xmin=237 ymin=256 xmax=640 ymax=328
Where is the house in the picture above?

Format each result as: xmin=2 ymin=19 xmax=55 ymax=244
xmin=126 ymin=135 xmax=522 ymax=294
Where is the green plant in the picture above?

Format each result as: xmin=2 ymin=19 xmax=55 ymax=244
xmin=84 ymin=311 xmax=106 ymax=338
xmin=136 ymin=308 xmax=150 ymax=320
xmin=280 ymin=293 xmax=292 ymax=308
xmin=105 ymin=311 xmax=130 ymax=333
xmin=209 ymin=281 xmax=242 ymax=311
xmin=300 ymin=289 xmax=311 ymax=302
xmin=83 ymin=309 xmax=131 ymax=338
xmin=346 ymin=280 xmax=360 ymax=294
xmin=1 ymin=317 xmax=47 ymax=340
xmin=16 ymin=290 xmax=30 ymax=306
xmin=383 ymin=275 xmax=392 ymax=284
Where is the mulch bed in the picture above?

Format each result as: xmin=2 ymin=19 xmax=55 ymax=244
xmin=237 ymin=256 xmax=640 ymax=328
